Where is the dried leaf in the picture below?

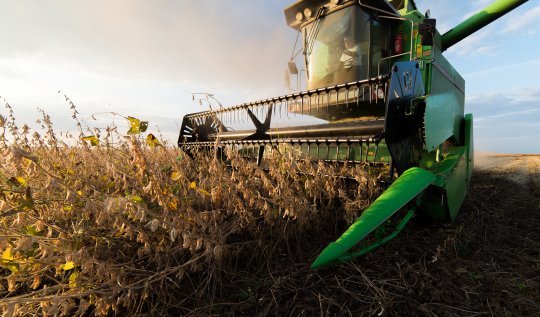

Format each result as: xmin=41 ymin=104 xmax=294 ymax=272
xmin=169 ymin=228 xmax=178 ymax=242
xmin=195 ymin=238 xmax=203 ymax=251
xmin=149 ymin=219 xmax=159 ymax=232
xmin=31 ymin=274 xmax=41 ymax=289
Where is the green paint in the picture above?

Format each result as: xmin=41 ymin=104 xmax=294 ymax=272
xmin=424 ymin=93 xmax=461 ymax=152
xmin=311 ymin=167 xmax=435 ymax=268
xmin=442 ymin=0 xmax=528 ymax=51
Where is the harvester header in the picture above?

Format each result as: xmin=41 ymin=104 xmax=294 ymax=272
xmin=178 ymin=0 xmax=528 ymax=268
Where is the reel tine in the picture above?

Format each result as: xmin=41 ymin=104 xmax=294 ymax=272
xmin=373 ymin=143 xmax=379 ymax=163
xmin=317 ymin=93 xmax=321 ymax=117
xmin=326 ymin=92 xmax=330 ymax=119
xmin=287 ymin=99 xmax=290 ymax=118
xmin=326 ymin=141 xmax=330 ymax=161
xmin=365 ymin=139 xmax=370 ymax=161
xmin=345 ymin=88 xmax=350 ymax=109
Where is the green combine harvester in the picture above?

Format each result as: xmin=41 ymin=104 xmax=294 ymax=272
xmin=178 ymin=0 xmax=528 ymax=268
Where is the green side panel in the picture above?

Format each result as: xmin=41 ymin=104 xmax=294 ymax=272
xmin=417 ymin=187 xmax=447 ymax=222
xmin=311 ymin=167 xmax=435 ymax=268
xmin=424 ymin=93 xmax=461 ymax=152
xmin=423 ymin=46 xmax=465 ymax=150
xmin=419 ymin=145 xmax=469 ymax=222
xmin=445 ymin=153 xmax=468 ymax=222
xmin=464 ymin=114 xmax=474 ymax=184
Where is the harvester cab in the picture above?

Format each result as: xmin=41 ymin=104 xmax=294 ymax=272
xmin=286 ymin=0 xmax=399 ymax=91
xmin=178 ymin=0 xmax=528 ymax=268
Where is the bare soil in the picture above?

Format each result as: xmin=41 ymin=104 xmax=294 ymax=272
xmin=187 ymin=155 xmax=540 ymax=316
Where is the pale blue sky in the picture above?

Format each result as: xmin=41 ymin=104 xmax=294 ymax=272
xmin=0 ymin=0 xmax=538 ymax=153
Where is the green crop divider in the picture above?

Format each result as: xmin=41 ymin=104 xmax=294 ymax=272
xmin=311 ymin=167 xmax=436 ymax=269
xmin=335 ymin=207 xmax=415 ymax=265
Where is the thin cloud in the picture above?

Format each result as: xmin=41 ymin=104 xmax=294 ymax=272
xmin=0 ymin=1 xmax=296 ymax=95
xmin=447 ymin=29 xmax=498 ymax=56
xmin=464 ymin=58 xmax=540 ymax=78
xmin=466 ymin=88 xmax=540 ymax=153
xmin=502 ymin=5 xmax=540 ymax=34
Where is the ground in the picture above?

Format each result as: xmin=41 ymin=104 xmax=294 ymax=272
xmin=212 ymin=155 xmax=540 ymax=316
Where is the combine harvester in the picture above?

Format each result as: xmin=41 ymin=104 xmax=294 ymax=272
xmin=178 ymin=0 xmax=528 ymax=268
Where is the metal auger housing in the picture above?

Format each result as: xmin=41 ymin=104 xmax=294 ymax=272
xmin=178 ymin=0 xmax=528 ymax=268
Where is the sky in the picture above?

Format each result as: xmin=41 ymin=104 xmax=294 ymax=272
xmin=0 ymin=0 xmax=538 ymax=154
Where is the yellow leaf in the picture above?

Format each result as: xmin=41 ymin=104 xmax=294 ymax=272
xmin=24 ymin=225 xmax=43 ymax=236
xmin=129 ymin=196 xmax=143 ymax=203
xmin=171 ymin=171 xmax=181 ymax=181
xmin=146 ymin=133 xmax=161 ymax=148
xmin=76 ymin=191 xmax=83 ymax=196
xmin=61 ymin=261 xmax=75 ymax=271
xmin=63 ymin=206 xmax=73 ymax=212
xmin=16 ymin=176 xmax=27 ymax=187
xmin=196 ymin=188 xmax=211 ymax=196
xmin=81 ymin=135 xmax=99 ymax=146
xmin=168 ymin=198 xmax=178 ymax=210
xmin=2 ymin=247 xmax=14 ymax=261
xmin=1 ymin=247 xmax=19 ymax=273
xmin=190 ymin=182 xmax=197 ymax=189
xmin=127 ymin=116 xmax=148 ymax=134
xmin=69 ymin=271 xmax=79 ymax=288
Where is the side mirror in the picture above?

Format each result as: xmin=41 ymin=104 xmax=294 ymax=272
xmin=419 ymin=19 xmax=436 ymax=46
xmin=288 ymin=61 xmax=299 ymax=75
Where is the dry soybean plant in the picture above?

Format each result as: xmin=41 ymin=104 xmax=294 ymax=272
xmin=0 ymin=101 xmax=385 ymax=316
